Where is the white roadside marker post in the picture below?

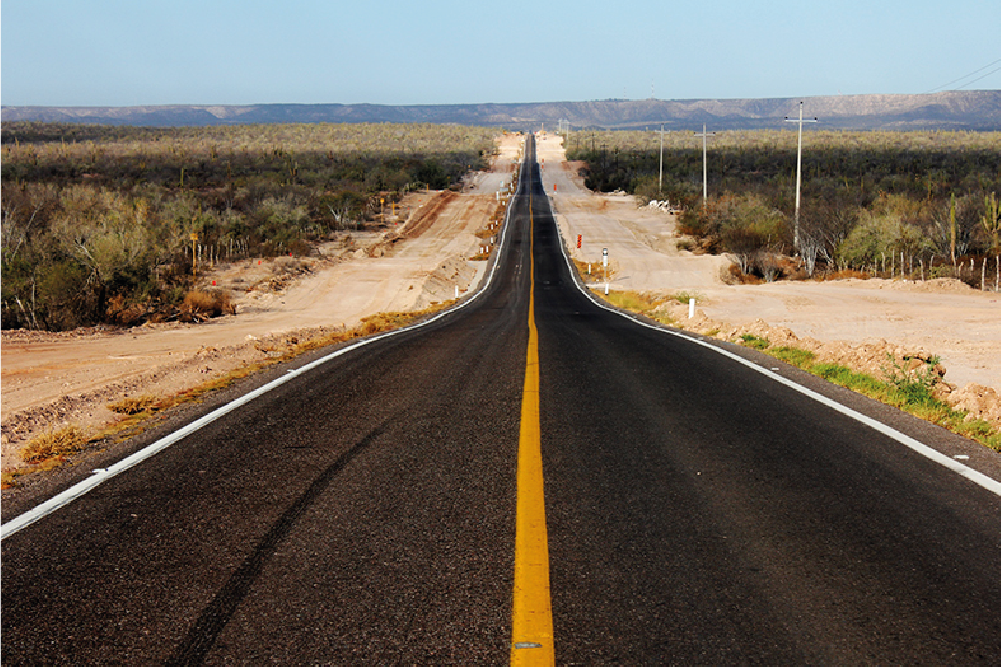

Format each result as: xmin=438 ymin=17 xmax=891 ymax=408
xmin=602 ymin=247 xmax=609 ymax=294
xmin=689 ymin=298 xmax=695 ymax=319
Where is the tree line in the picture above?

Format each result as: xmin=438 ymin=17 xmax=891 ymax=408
xmin=566 ymin=129 xmax=1001 ymax=283
xmin=1 ymin=122 xmax=496 ymax=330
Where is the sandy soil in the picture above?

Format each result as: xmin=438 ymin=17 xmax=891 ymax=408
xmin=0 ymin=135 xmax=525 ymax=472
xmin=535 ymin=132 xmax=1001 ymax=426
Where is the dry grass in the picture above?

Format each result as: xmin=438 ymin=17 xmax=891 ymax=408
xmin=817 ymin=269 xmax=871 ymax=281
xmin=181 ymin=290 xmax=235 ymax=319
xmin=596 ymin=289 xmax=675 ymax=325
xmin=108 ymin=394 xmax=160 ymax=415
xmin=20 ymin=426 xmax=90 ymax=465
xmin=0 ymin=471 xmax=25 ymax=489
xmin=572 ymin=258 xmax=616 ymax=281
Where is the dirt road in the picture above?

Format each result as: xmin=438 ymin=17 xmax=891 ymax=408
xmin=1 ymin=135 xmax=525 ymax=471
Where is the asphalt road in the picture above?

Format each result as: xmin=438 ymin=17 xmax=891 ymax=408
xmin=4 ymin=136 xmax=1001 ymax=665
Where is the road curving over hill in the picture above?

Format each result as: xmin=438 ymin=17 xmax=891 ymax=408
xmin=3 ymin=135 xmax=1000 ymax=664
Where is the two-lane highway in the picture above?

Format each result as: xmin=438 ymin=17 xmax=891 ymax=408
xmin=3 ymin=135 xmax=1000 ymax=664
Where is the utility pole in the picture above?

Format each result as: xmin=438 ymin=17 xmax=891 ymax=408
xmin=694 ymin=124 xmax=716 ymax=208
xmin=658 ymin=124 xmax=664 ymax=195
xmin=785 ymin=101 xmax=818 ymax=252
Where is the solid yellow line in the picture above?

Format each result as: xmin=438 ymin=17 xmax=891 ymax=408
xmin=511 ymin=202 xmax=555 ymax=666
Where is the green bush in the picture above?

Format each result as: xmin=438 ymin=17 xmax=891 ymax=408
xmin=739 ymin=334 xmax=770 ymax=350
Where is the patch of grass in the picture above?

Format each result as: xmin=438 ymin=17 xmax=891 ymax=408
xmin=670 ymin=290 xmax=702 ymax=305
xmin=881 ymin=354 xmax=940 ymax=407
xmin=20 ymin=426 xmax=90 ymax=465
xmin=769 ymin=346 xmax=816 ymax=368
xmin=601 ymin=290 xmax=662 ymax=312
xmin=812 ymin=363 xmax=888 ymax=398
xmin=739 ymin=334 xmax=771 ymax=350
xmin=597 ymin=289 xmax=675 ymax=325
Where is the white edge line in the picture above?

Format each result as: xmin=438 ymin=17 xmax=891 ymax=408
xmin=1 ymin=148 xmax=529 ymax=541
xmin=548 ymin=190 xmax=1001 ymax=499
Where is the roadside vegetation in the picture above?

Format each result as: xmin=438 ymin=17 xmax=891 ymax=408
xmin=1 ymin=121 xmax=496 ymax=331
xmin=567 ymin=129 xmax=1001 ymax=286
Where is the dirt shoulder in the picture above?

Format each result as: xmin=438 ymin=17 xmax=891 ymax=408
xmin=1 ymin=134 xmax=526 ymax=474
xmin=534 ymin=132 xmax=1001 ymax=429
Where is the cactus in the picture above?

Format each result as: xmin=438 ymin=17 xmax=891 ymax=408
xmin=982 ymin=192 xmax=1000 ymax=252
xmin=950 ymin=192 xmax=957 ymax=264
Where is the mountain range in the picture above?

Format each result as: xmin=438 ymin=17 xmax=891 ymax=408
xmin=3 ymin=91 xmax=999 ymax=131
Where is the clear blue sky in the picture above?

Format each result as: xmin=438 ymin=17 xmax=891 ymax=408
xmin=2 ymin=0 xmax=999 ymax=106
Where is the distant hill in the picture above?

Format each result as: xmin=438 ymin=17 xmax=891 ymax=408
xmin=3 ymin=91 xmax=999 ymax=131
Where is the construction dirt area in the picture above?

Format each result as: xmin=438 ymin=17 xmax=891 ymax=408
xmin=3 ymin=132 xmax=1000 ymax=477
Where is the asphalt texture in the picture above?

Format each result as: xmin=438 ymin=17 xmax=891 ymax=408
xmin=4 ymin=136 xmax=1001 ymax=664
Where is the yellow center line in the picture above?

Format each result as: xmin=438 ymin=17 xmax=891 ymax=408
xmin=511 ymin=200 xmax=555 ymax=666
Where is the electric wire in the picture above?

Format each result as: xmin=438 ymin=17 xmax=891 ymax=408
xmin=925 ymin=57 xmax=1001 ymax=93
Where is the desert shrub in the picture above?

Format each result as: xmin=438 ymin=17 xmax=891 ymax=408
xmin=181 ymin=290 xmax=234 ymax=319
xmin=21 ymin=426 xmax=88 ymax=464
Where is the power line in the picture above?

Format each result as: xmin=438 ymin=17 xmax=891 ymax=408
xmin=955 ymin=65 xmax=1001 ymax=90
xmin=925 ymin=57 xmax=1001 ymax=93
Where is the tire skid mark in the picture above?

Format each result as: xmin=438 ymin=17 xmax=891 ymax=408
xmin=165 ymin=424 xmax=388 ymax=665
